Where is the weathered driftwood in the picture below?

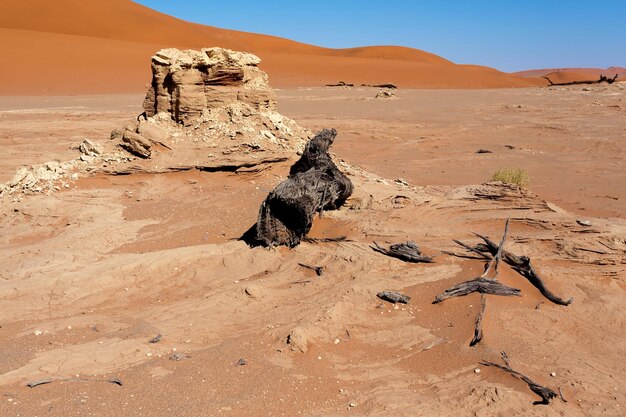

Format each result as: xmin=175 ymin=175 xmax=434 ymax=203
xmin=371 ymin=241 xmax=435 ymax=263
xmin=481 ymin=352 xmax=558 ymax=405
xmin=470 ymin=294 xmax=487 ymax=346
xmin=433 ymin=277 xmax=521 ymax=304
xmin=468 ymin=219 xmax=509 ymax=346
xmin=543 ymin=74 xmax=618 ymax=86
xmin=377 ymin=291 xmax=411 ymax=304
xmin=246 ymin=128 xmax=353 ymax=247
xmin=465 ymin=234 xmax=573 ymax=306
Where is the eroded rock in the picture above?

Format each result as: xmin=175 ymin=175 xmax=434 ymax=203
xmin=143 ymin=47 xmax=277 ymax=125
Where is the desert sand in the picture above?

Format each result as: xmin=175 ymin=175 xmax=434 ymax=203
xmin=1 ymin=78 xmax=625 ymax=416
xmin=1 ymin=1 xmax=625 ymax=416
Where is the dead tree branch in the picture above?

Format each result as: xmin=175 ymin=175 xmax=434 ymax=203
xmin=543 ymin=74 xmax=618 ymax=86
xmin=461 ymin=234 xmax=573 ymax=306
xmin=481 ymin=352 xmax=558 ymax=405
xmin=433 ymin=277 xmax=521 ymax=304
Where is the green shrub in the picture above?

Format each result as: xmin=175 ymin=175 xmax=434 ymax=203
xmin=491 ymin=168 xmax=529 ymax=187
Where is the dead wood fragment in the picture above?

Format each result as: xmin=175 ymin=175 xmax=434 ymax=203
xmin=433 ymin=277 xmax=521 ymax=304
xmin=558 ymin=387 xmax=568 ymax=403
xmin=470 ymin=294 xmax=487 ymax=346
xmin=303 ymin=236 xmax=348 ymax=243
xmin=371 ymin=241 xmax=435 ymax=263
xmin=469 ymin=234 xmax=573 ymax=306
xmin=27 ymin=379 xmax=53 ymax=388
xmin=325 ymin=81 xmax=354 ymax=87
xmin=245 ymin=128 xmax=353 ymax=247
xmin=27 ymin=377 xmax=123 ymax=388
xmin=377 ymin=291 xmax=411 ymax=304
xmin=481 ymin=352 xmax=558 ymax=405
xmin=467 ymin=219 xmax=509 ymax=346
xmin=543 ymin=74 xmax=618 ymax=86
xmin=476 ymin=149 xmax=493 ymax=154
xmin=298 ymin=263 xmax=323 ymax=276
xmin=169 ymin=352 xmax=189 ymax=361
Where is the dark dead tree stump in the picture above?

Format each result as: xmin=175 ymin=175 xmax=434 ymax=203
xmin=481 ymin=352 xmax=558 ymax=405
xmin=244 ymin=128 xmax=353 ymax=247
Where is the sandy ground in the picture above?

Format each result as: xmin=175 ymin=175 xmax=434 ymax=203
xmin=1 ymin=86 xmax=625 ymax=416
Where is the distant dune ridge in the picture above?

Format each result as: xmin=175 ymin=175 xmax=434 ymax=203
xmin=0 ymin=0 xmax=608 ymax=94
xmin=514 ymin=67 xmax=626 ymax=83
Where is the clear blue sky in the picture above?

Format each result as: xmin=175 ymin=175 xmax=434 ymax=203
xmin=134 ymin=0 xmax=625 ymax=72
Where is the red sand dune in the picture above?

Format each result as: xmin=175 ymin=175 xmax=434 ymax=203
xmin=0 ymin=0 xmax=544 ymax=94
xmin=514 ymin=67 xmax=626 ymax=82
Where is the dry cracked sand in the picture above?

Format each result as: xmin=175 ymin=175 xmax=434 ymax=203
xmin=0 ymin=84 xmax=625 ymax=416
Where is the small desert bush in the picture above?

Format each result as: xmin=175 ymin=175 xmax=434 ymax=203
xmin=491 ymin=168 xmax=529 ymax=187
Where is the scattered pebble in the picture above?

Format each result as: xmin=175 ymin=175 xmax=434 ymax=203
xmin=349 ymin=402 xmax=357 ymax=408
xmin=237 ymin=358 xmax=247 ymax=366
xmin=576 ymin=219 xmax=592 ymax=227
xmin=474 ymin=368 xmax=481 ymax=374
xmin=33 ymin=330 xmax=43 ymax=336
xmin=550 ymin=372 xmax=556 ymax=377
xmin=333 ymin=338 xmax=340 ymax=345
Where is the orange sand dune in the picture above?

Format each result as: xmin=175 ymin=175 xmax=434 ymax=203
xmin=515 ymin=67 xmax=626 ymax=82
xmin=0 ymin=0 xmax=543 ymax=94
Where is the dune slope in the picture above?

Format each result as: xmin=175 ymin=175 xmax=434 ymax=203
xmin=0 ymin=0 xmax=542 ymax=94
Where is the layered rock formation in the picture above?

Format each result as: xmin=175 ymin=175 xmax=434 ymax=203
xmin=143 ymin=48 xmax=278 ymax=125
xmin=1 ymin=47 xmax=310 ymax=197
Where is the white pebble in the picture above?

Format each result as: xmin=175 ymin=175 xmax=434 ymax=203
xmin=317 ymin=356 xmax=322 ymax=360
xmin=550 ymin=372 xmax=556 ymax=377
xmin=33 ymin=330 xmax=43 ymax=336
xmin=474 ymin=368 xmax=481 ymax=374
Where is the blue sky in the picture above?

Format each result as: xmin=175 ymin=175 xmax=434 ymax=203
xmin=134 ymin=0 xmax=625 ymax=72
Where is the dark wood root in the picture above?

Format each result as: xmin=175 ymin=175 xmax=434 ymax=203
xmin=481 ymin=352 xmax=558 ymax=405
xmin=433 ymin=277 xmax=521 ymax=304
xmin=467 ymin=234 xmax=573 ymax=306
xmin=244 ymin=129 xmax=353 ymax=247
xmin=469 ymin=294 xmax=487 ymax=346
xmin=558 ymin=387 xmax=568 ymax=403
xmin=298 ymin=263 xmax=323 ymax=276
xmin=302 ymin=236 xmax=348 ymax=243
xmin=325 ymin=81 xmax=354 ymax=87
xmin=543 ymin=74 xmax=618 ymax=86
xmin=371 ymin=241 xmax=435 ymax=263
xmin=377 ymin=291 xmax=411 ymax=304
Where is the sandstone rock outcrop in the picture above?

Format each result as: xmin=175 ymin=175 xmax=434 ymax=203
xmin=143 ymin=48 xmax=277 ymax=125
xmin=1 ymin=47 xmax=310 ymax=197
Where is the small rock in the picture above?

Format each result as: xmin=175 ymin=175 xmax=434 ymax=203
xmin=79 ymin=139 xmax=103 ymax=157
xmin=474 ymin=368 xmax=481 ymax=374
xmin=237 ymin=358 xmax=246 ymax=366
xmin=476 ymin=149 xmax=493 ymax=154
xmin=33 ymin=330 xmax=43 ymax=336
xmin=349 ymin=402 xmax=357 ymax=408
xmin=576 ymin=219 xmax=592 ymax=227
xmin=550 ymin=372 xmax=556 ymax=377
